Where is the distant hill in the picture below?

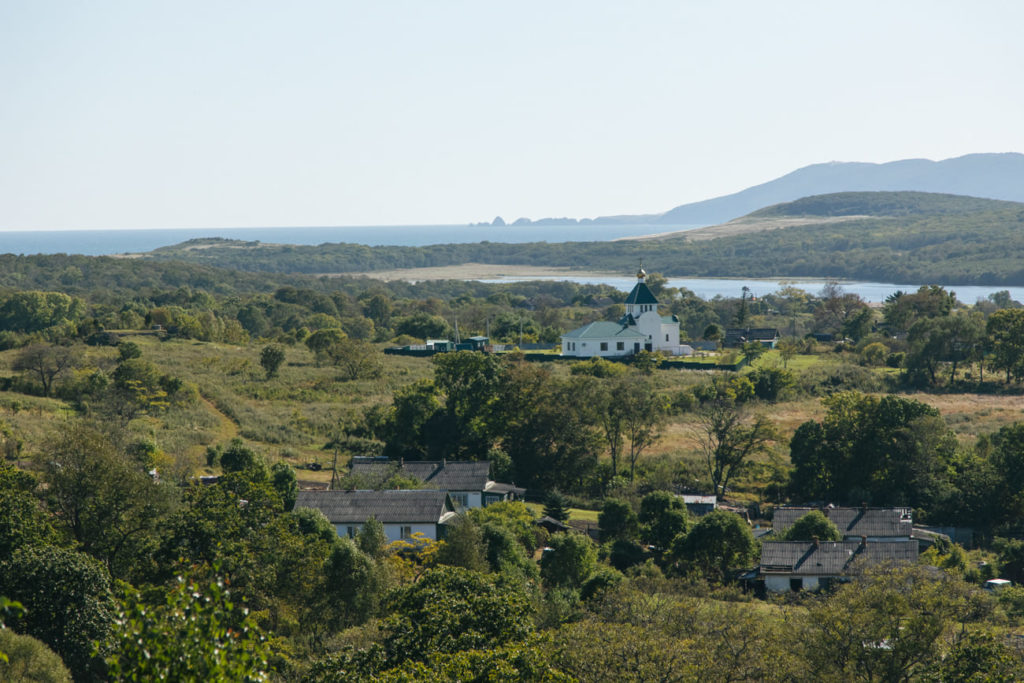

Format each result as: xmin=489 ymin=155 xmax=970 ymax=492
xmin=651 ymin=153 xmax=1024 ymax=225
xmin=145 ymin=191 xmax=1024 ymax=286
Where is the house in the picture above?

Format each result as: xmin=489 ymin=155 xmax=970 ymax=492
xmin=561 ymin=267 xmax=690 ymax=358
xmin=759 ymin=539 xmax=919 ymax=592
xmin=348 ymin=457 xmax=525 ymax=510
xmin=679 ymin=494 xmax=717 ymax=517
xmin=724 ymin=327 xmax=780 ymax=349
xmin=294 ymin=489 xmax=458 ymax=542
xmin=772 ymin=506 xmax=913 ymax=542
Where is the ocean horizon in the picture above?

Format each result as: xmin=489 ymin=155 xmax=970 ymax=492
xmin=0 ymin=223 xmax=699 ymax=257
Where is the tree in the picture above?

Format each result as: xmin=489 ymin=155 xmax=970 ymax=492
xmin=780 ymin=510 xmax=841 ymax=541
xmin=44 ymin=422 xmax=177 ymax=580
xmin=326 ymin=338 xmax=382 ymax=380
xmin=0 ymin=630 xmax=71 ymax=683
xmin=598 ymin=499 xmax=638 ymax=543
xmin=432 ymin=351 xmax=506 ymax=459
xmin=618 ymin=376 xmax=670 ymax=481
xmin=219 ymin=438 xmax=265 ymax=477
xmin=776 ymin=336 xmax=801 ymax=368
xmin=259 ymin=344 xmax=285 ymax=378
xmin=788 ymin=392 xmax=958 ymax=512
xmin=383 ymin=566 xmax=533 ymax=664
xmin=271 ymin=462 xmax=297 ymax=511
xmin=672 ymin=510 xmax=757 ymax=583
xmin=322 ymin=538 xmax=383 ymax=629
xmin=0 ymin=546 xmax=115 ymax=681
xmin=0 ymin=464 xmax=58 ymax=558
xmin=639 ymin=491 xmax=689 ymax=549
xmin=541 ymin=532 xmax=597 ymax=589
xmin=988 ymin=308 xmax=1024 ymax=383
xmin=697 ymin=400 xmax=774 ymax=498
xmin=436 ymin=516 xmax=488 ymax=572
xmin=703 ymin=323 xmax=723 ymax=343
xmin=116 ymin=340 xmax=142 ymax=361
xmin=105 ymin=568 xmax=274 ymax=681
xmin=12 ymin=343 xmax=79 ymax=397
xmin=0 ymin=291 xmax=85 ymax=333
xmin=357 ymin=516 xmax=389 ymax=558
xmin=801 ymin=565 xmax=985 ymax=682
xmin=542 ymin=491 xmax=570 ymax=522
xmin=305 ymin=328 xmax=346 ymax=364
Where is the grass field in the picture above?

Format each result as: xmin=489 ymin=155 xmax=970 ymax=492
xmin=2 ymin=337 xmax=1023 ymax=496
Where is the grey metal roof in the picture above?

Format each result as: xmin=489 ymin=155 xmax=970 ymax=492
xmin=725 ymin=327 xmax=780 ymax=343
xmin=624 ymin=281 xmax=659 ymax=305
xmin=294 ymin=489 xmax=454 ymax=524
xmin=773 ymin=507 xmax=913 ymax=538
xmin=760 ymin=541 xmax=918 ymax=575
xmin=561 ymin=321 xmax=647 ymax=340
xmin=349 ymin=459 xmax=494 ymax=491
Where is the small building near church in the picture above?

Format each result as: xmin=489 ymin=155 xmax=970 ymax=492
xmin=561 ymin=267 xmax=689 ymax=358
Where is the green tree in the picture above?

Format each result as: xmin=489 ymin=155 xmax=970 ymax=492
xmin=776 ymin=336 xmax=801 ymax=368
xmin=11 ymin=343 xmax=80 ymax=397
xmin=672 ymin=510 xmax=757 ymax=583
xmin=0 ymin=630 xmax=71 ymax=683
xmin=383 ymin=566 xmax=533 ymax=664
xmin=305 ymin=328 xmax=346 ymax=364
xmin=801 ymin=565 xmax=985 ymax=682
xmin=105 ymin=568 xmax=274 ymax=681
xmin=697 ymin=400 xmax=774 ymax=498
xmin=270 ymin=462 xmax=297 ymax=511
xmin=0 ymin=464 xmax=58 ymax=558
xmin=326 ymin=338 xmax=382 ymax=380
xmin=638 ymin=491 xmax=689 ymax=549
xmin=322 ymin=538 xmax=384 ymax=630
xmin=618 ymin=375 xmax=669 ymax=480
xmin=542 ymin=491 xmax=571 ymax=523
xmin=116 ymin=340 xmax=142 ymax=361
xmin=788 ymin=392 xmax=958 ymax=512
xmin=436 ymin=516 xmax=488 ymax=572
xmin=357 ymin=516 xmax=389 ymax=558
xmin=987 ymin=308 xmax=1024 ymax=383
xmin=219 ymin=438 xmax=266 ymax=477
xmin=44 ymin=422 xmax=177 ymax=580
xmin=780 ymin=510 xmax=842 ymax=541
xmin=598 ymin=498 xmax=638 ymax=543
xmin=259 ymin=343 xmax=285 ymax=378
xmin=0 ymin=546 xmax=115 ymax=681
xmin=432 ymin=351 xmax=505 ymax=460
xmin=541 ymin=532 xmax=597 ymax=589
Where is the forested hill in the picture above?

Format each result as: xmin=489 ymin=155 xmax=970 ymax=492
xmin=142 ymin=191 xmax=1024 ymax=286
xmin=653 ymin=152 xmax=1024 ymax=225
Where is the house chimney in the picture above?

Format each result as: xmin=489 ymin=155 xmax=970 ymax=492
xmin=813 ymin=536 xmax=819 ymax=548
xmin=441 ymin=457 xmax=446 ymax=468
xmin=860 ymin=535 xmax=867 ymax=547
xmin=400 ymin=457 xmax=404 ymax=467
xmin=861 ymin=501 xmax=867 ymax=511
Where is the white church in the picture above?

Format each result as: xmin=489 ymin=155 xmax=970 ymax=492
xmin=560 ymin=268 xmax=691 ymax=358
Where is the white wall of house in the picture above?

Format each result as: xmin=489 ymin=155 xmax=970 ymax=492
xmin=765 ymin=575 xmax=824 ymax=593
xmin=335 ymin=522 xmax=440 ymax=542
xmin=449 ymin=491 xmax=482 ymax=510
xmin=561 ymin=339 xmax=638 ymax=357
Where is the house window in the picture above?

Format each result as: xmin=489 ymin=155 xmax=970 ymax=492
xmin=451 ymin=493 xmax=469 ymax=508
xmin=616 ymin=341 xmax=624 ymax=351
xmin=789 ymin=578 xmax=803 ymax=592
xmin=346 ymin=526 xmax=356 ymax=538
xmin=400 ymin=526 xmax=412 ymax=539
xmin=600 ymin=342 xmax=608 ymax=351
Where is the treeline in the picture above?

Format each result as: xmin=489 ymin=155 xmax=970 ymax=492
xmin=139 ymin=193 xmax=1024 ymax=285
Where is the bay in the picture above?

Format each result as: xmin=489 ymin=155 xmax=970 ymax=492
xmin=479 ymin=275 xmax=1024 ymax=304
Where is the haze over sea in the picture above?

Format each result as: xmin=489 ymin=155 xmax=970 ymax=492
xmin=2 ymin=224 xmax=1022 ymax=304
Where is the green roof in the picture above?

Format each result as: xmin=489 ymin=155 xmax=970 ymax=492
xmin=561 ymin=321 xmax=648 ymax=340
xmin=624 ymin=281 xmax=658 ymax=305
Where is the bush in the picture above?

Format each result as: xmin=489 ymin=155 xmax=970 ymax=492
xmin=0 ymin=630 xmax=71 ymax=683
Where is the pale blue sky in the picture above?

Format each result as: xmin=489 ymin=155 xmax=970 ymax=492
xmin=2 ymin=1 xmax=1022 ymax=230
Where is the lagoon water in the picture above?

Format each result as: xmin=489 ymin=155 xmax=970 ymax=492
xmin=480 ymin=275 xmax=1024 ymax=305
xmin=1 ymin=224 xmax=1021 ymax=304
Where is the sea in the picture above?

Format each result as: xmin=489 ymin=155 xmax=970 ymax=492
xmin=1 ymin=224 xmax=1022 ymax=304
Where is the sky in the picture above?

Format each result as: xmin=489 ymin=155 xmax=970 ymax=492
xmin=2 ymin=1 xmax=1023 ymax=230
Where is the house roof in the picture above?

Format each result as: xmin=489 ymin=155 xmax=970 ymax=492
xmin=760 ymin=541 xmax=918 ymax=576
xmin=294 ymin=489 xmax=454 ymax=524
xmin=561 ymin=321 xmax=647 ymax=340
xmin=680 ymin=494 xmax=717 ymax=506
xmin=624 ymin=281 xmax=659 ymax=305
xmin=773 ymin=507 xmax=913 ymax=538
xmin=724 ymin=327 xmax=780 ymax=343
xmin=349 ymin=459 xmax=494 ymax=491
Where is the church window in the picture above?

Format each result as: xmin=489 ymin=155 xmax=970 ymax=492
xmin=666 ymin=334 xmax=669 ymax=341
xmin=600 ymin=342 xmax=608 ymax=351
xmin=616 ymin=341 xmax=624 ymax=350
